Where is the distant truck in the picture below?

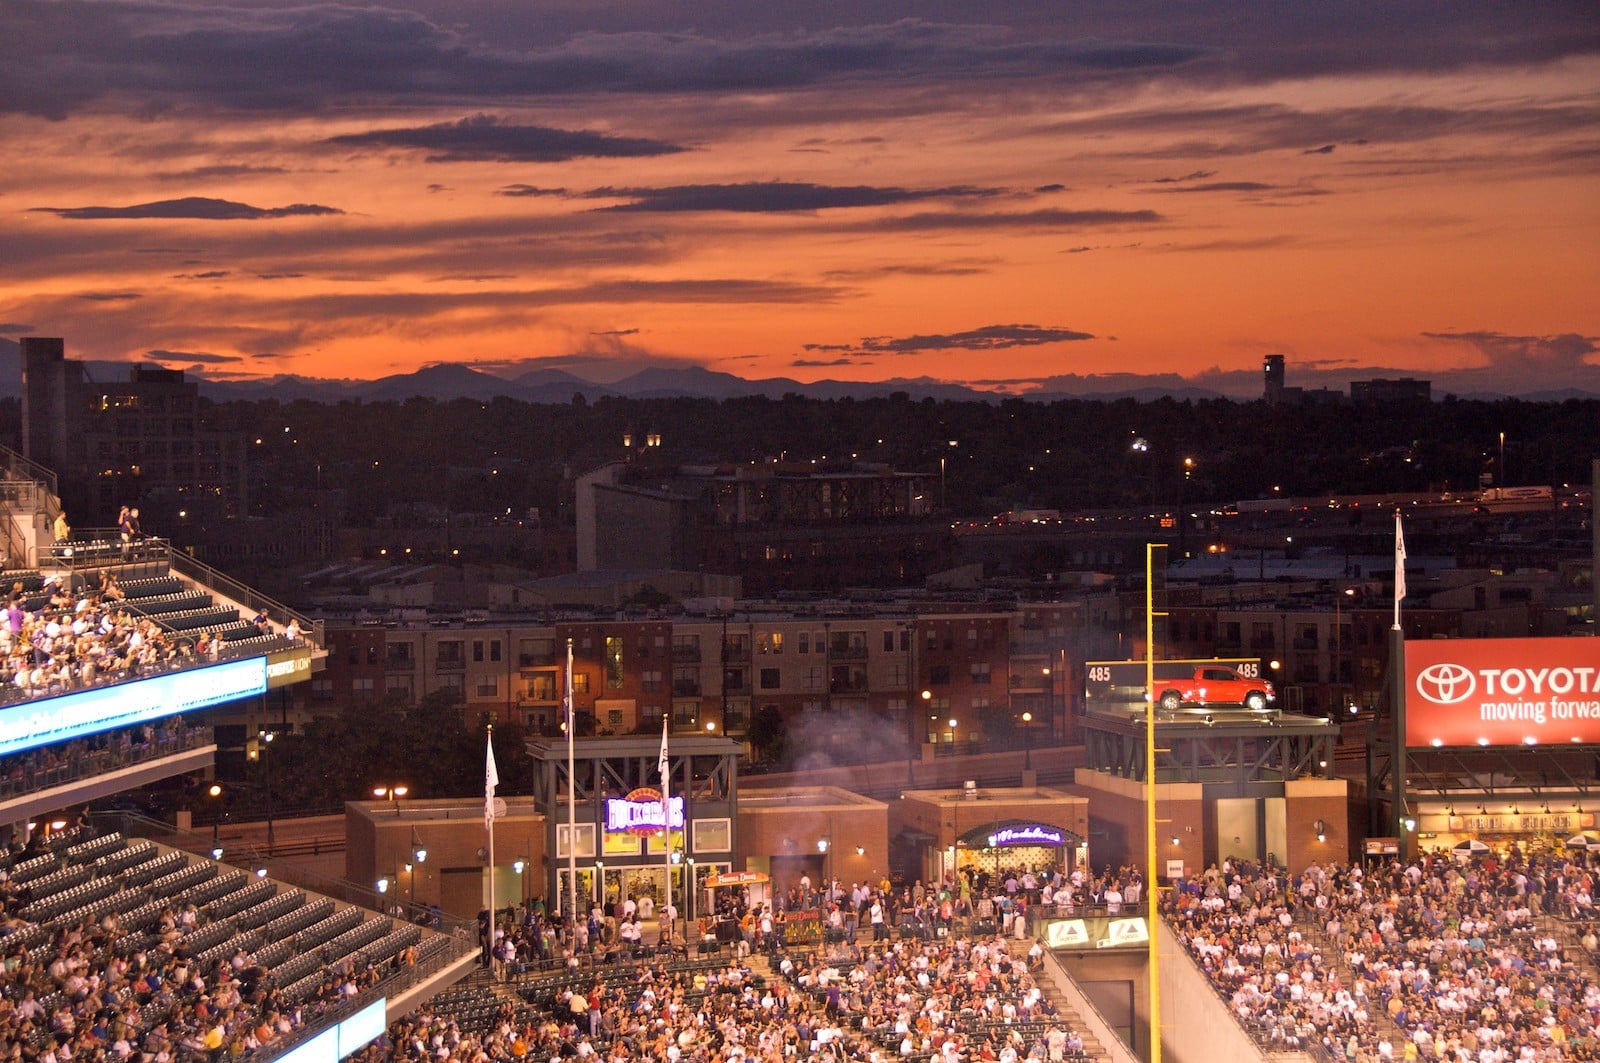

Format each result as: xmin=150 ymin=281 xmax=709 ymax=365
xmin=1148 ymin=665 xmax=1275 ymax=714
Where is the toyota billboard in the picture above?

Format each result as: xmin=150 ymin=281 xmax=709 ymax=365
xmin=1405 ymin=637 xmax=1600 ymax=748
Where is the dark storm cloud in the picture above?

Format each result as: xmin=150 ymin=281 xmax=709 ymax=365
xmin=1303 ymin=144 xmax=1338 ymax=155
xmin=0 ymin=323 xmax=37 ymax=333
xmin=498 ymin=185 xmax=570 ymax=198
xmin=806 ymin=324 xmax=1094 ymax=356
xmin=32 ymin=197 xmax=343 ymax=220
xmin=581 ymin=182 xmax=1002 ymax=213
xmin=591 ymin=328 xmax=640 ymax=337
xmin=173 ymin=270 xmax=230 ymax=279
xmin=325 ymin=114 xmax=685 ymax=163
xmin=78 ymin=292 xmax=143 ymax=302
xmin=148 ymin=348 xmax=243 ymax=364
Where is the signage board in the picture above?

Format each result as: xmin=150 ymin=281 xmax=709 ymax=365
xmin=987 ymin=825 xmax=1064 ymax=847
xmin=1365 ymin=837 xmax=1399 ymax=856
xmin=0 ymin=657 xmax=267 ymax=758
xmin=604 ymin=788 xmax=685 ymax=834
xmin=1084 ymin=658 xmax=1266 ymax=719
xmin=1404 ymin=637 xmax=1600 ymax=747
xmin=266 ymin=647 xmax=312 ymax=689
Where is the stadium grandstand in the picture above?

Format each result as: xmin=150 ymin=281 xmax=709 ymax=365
xmin=1161 ymin=851 xmax=1600 ymax=1061
xmin=0 ymin=446 xmax=480 ymax=1060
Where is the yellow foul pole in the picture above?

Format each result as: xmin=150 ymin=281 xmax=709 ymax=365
xmin=1145 ymin=543 xmax=1162 ymax=1063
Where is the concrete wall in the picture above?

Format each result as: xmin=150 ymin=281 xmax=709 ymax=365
xmin=1156 ymin=915 xmax=1272 ymax=1063
xmin=1038 ymin=949 xmax=1142 ymax=1063
xmin=1283 ymin=777 xmax=1349 ymax=870
xmin=1074 ymin=770 xmax=1204 ymax=879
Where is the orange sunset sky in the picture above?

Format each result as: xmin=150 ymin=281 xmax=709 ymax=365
xmin=2 ymin=1 xmax=1597 ymax=397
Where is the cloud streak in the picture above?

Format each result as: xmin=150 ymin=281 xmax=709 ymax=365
xmin=31 ymin=198 xmax=343 ymax=221
xmin=326 ymin=114 xmax=686 ymax=163
xmin=805 ymin=323 xmax=1095 ymax=356
xmin=582 ymin=181 xmax=1003 ymax=213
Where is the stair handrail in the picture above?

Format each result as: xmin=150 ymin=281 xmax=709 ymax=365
xmin=0 ymin=443 xmax=58 ymax=498
xmin=1036 ymin=946 xmax=1143 ymax=1063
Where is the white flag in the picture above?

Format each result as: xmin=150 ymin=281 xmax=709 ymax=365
xmin=1394 ymin=511 xmax=1407 ymax=605
xmin=658 ymin=714 xmax=670 ymax=782
xmin=485 ymin=731 xmax=499 ymax=832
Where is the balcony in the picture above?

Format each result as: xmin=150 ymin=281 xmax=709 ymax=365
xmin=672 ymin=645 xmax=701 ymax=663
xmin=672 ymin=679 xmax=702 ymax=697
xmin=828 ymin=643 xmax=868 ymax=661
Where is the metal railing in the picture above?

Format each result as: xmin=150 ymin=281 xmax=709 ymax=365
xmin=0 ymin=443 xmax=59 ymax=498
xmin=0 ymin=724 xmax=213 ymax=799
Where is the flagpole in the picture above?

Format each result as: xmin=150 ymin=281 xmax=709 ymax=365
xmin=660 ymin=714 xmax=673 ymax=919
xmin=485 ymin=723 xmax=496 ymax=956
xmin=1392 ymin=511 xmax=1410 ymax=861
xmin=566 ymin=638 xmax=578 ymax=927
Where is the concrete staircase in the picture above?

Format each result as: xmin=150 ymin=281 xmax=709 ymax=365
xmin=1010 ymin=939 xmax=1129 ymax=1062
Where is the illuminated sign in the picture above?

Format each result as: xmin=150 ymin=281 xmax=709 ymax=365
xmin=987 ymin=825 xmax=1065 ymax=847
xmin=0 ymin=658 xmax=267 ymax=758
xmin=266 ymin=647 xmax=312 ymax=689
xmin=1103 ymin=918 xmax=1148 ymax=947
xmin=1405 ymin=638 xmax=1600 ymax=747
xmin=1044 ymin=920 xmax=1089 ymax=948
xmin=605 ymin=788 xmax=685 ymax=834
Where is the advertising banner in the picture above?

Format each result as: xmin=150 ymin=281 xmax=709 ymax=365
xmin=1405 ymin=637 xmax=1600 ymax=747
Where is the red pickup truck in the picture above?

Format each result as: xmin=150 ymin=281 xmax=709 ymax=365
xmin=1148 ymin=666 xmax=1275 ymax=714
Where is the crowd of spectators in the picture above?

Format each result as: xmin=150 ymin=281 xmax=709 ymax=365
xmin=1 ymin=571 xmax=202 ymax=702
xmin=355 ymin=928 xmax=1086 ymax=1063
xmin=0 ymin=718 xmax=202 ymax=806
xmin=0 ymin=832 xmax=429 ymax=1062
xmin=1164 ymin=849 xmax=1600 ymax=1062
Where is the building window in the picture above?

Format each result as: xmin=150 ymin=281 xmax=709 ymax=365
xmin=883 ymin=630 xmax=895 ymax=652
xmin=490 ymin=640 xmax=502 ymax=662
xmin=473 ymin=640 xmax=485 ymax=663
xmin=571 ymin=672 xmax=590 ymax=694
xmin=352 ymin=677 xmax=375 ymax=694
xmin=672 ymin=701 xmax=698 ymax=727
xmin=759 ymin=668 xmax=781 ymax=690
xmin=641 ymin=669 xmax=664 ymax=692
xmin=607 ymin=709 xmax=624 ymax=728
xmin=929 ymin=665 xmax=951 ymax=685
xmin=476 ymin=677 xmax=499 ymax=698
xmin=437 ymin=674 xmax=464 ymax=695
xmin=798 ymin=632 xmax=810 ymax=654
xmin=758 ymin=632 xmax=784 ymax=654
xmin=437 ymin=640 xmax=464 ymax=666
xmin=605 ymin=636 xmax=625 ymax=689
xmin=311 ymin=678 xmax=333 ymax=701
xmin=386 ymin=675 xmax=413 ymax=698
xmin=970 ymin=663 xmax=991 ymax=685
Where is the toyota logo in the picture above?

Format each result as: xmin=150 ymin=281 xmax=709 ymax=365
xmin=1416 ymin=663 xmax=1476 ymax=704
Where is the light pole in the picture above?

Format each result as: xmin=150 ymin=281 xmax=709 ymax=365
xmin=1333 ymin=586 xmax=1355 ymax=714
xmin=373 ymin=784 xmax=409 ymax=817
xmin=409 ymin=829 xmax=428 ymax=908
xmin=258 ymin=730 xmax=275 ymax=852
xmin=1020 ymin=711 xmax=1034 ymax=771
xmin=817 ymin=838 xmax=831 ymax=904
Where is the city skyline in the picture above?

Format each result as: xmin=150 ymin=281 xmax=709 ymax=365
xmin=2 ymin=2 xmax=1597 ymax=398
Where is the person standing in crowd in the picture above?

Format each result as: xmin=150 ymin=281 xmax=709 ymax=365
xmin=52 ymin=509 xmax=70 ymax=544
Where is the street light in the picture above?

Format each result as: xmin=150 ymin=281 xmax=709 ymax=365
xmin=817 ymin=838 xmax=831 ymax=903
xmin=1020 ymin=711 xmax=1034 ymax=771
xmin=258 ymin=730 xmax=276 ymax=852
xmin=1333 ymin=586 xmax=1356 ymax=714
xmin=373 ymin=784 xmax=409 ymax=817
